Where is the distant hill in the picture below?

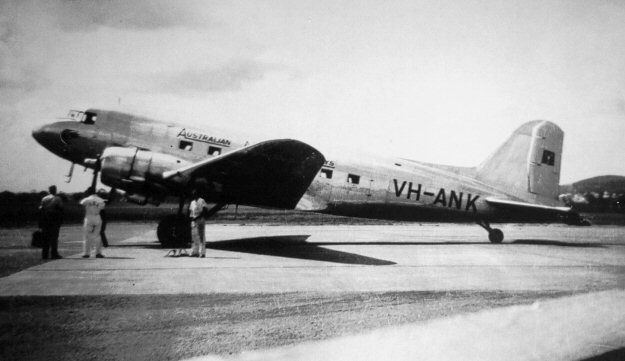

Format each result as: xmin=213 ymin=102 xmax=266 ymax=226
xmin=560 ymin=175 xmax=625 ymax=195
xmin=559 ymin=175 xmax=625 ymax=213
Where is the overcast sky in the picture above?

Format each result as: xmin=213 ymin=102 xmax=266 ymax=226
xmin=1 ymin=0 xmax=624 ymax=192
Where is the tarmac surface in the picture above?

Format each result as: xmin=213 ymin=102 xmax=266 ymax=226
xmin=188 ymin=289 xmax=625 ymax=361
xmin=1 ymin=223 xmax=624 ymax=296
xmin=2 ymin=223 xmax=625 ymax=361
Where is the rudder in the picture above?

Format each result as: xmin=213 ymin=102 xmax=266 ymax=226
xmin=476 ymin=120 xmax=563 ymax=206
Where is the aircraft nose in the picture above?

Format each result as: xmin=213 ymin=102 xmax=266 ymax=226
xmin=32 ymin=124 xmax=54 ymax=146
xmin=32 ymin=123 xmax=70 ymax=153
xmin=32 ymin=125 xmax=44 ymax=143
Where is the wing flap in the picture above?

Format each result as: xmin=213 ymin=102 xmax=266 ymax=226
xmin=164 ymin=139 xmax=325 ymax=209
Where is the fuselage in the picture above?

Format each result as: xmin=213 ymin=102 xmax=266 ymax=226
xmin=32 ymin=109 xmax=562 ymax=223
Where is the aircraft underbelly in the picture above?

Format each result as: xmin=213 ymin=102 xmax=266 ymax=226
xmin=322 ymin=201 xmax=480 ymax=222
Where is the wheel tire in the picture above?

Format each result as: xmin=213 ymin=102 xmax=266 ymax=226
xmin=157 ymin=215 xmax=191 ymax=248
xmin=157 ymin=215 xmax=176 ymax=248
xmin=173 ymin=217 xmax=191 ymax=248
xmin=488 ymin=228 xmax=504 ymax=244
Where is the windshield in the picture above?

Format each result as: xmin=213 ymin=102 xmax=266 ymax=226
xmin=67 ymin=110 xmax=97 ymax=124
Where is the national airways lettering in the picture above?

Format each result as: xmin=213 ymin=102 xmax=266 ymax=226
xmin=393 ymin=179 xmax=479 ymax=212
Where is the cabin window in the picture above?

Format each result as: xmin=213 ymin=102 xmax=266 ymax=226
xmin=541 ymin=150 xmax=555 ymax=166
xmin=320 ymin=168 xmax=333 ymax=179
xmin=347 ymin=174 xmax=360 ymax=184
xmin=208 ymin=146 xmax=221 ymax=156
xmin=179 ymin=140 xmax=193 ymax=151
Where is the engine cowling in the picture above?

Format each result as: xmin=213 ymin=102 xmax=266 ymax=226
xmin=100 ymin=147 xmax=190 ymax=201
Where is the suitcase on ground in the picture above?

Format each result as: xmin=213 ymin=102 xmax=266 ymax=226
xmin=31 ymin=230 xmax=43 ymax=248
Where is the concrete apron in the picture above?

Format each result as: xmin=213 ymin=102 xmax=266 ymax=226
xmin=0 ymin=225 xmax=624 ymax=295
xmin=187 ymin=290 xmax=625 ymax=361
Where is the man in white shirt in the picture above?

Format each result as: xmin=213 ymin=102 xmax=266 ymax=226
xmin=189 ymin=190 xmax=209 ymax=257
xmin=80 ymin=191 xmax=106 ymax=258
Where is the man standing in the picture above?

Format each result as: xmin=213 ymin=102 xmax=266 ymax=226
xmin=39 ymin=185 xmax=64 ymax=259
xmin=97 ymin=190 xmax=109 ymax=248
xmin=189 ymin=190 xmax=209 ymax=258
xmin=80 ymin=191 xmax=106 ymax=258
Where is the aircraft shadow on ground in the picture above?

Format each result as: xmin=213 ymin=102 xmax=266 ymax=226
xmin=581 ymin=347 xmax=625 ymax=361
xmin=207 ymin=235 xmax=396 ymax=266
xmin=314 ymin=241 xmax=487 ymax=246
xmin=110 ymin=244 xmax=163 ymax=249
xmin=511 ymin=239 xmax=605 ymax=248
xmin=63 ymin=256 xmax=135 ymax=260
xmin=314 ymin=240 xmax=605 ymax=248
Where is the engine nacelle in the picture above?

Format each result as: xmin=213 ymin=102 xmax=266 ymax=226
xmin=100 ymin=147 xmax=190 ymax=199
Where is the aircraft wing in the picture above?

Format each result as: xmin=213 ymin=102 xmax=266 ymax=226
xmin=163 ymin=139 xmax=325 ymax=209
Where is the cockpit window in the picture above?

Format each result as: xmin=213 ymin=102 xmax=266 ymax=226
xmin=67 ymin=110 xmax=97 ymax=125
xmin=67 ymin=110 xmax=85 ymax=122
xmin=83 ymin=112 xmax=97 ymax=124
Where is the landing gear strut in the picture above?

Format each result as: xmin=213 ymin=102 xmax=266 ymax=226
xmin=477 ymin=219 xmax=504 ymax=244
xmin=157 ymin=214 xmax=191 ymax=248
xmin=84 ymin=157 xmax=101 ymax=194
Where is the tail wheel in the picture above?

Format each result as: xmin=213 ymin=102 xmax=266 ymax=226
xmin=488 ymin=228 xmax=504 ymax=244
xmin=157 ymin=214 xmax=191 ymax=248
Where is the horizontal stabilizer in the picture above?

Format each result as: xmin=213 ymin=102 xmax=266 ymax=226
xmin=485 ymin=197 xmax=590 ymax=225
xmin=485 ymin=197 xmax=572 ymax=214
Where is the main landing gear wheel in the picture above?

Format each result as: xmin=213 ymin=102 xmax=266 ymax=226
xmin=157 ymin=214 xmax=191 ymax=248
xmin=488 ymin=228 xmax=504 ymax=244
xmin=477 ymin=219 xmax=505 ymax=244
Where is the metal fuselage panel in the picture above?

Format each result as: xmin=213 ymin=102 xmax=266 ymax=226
xmin=300 ymin=156 xmax=511 ymax=222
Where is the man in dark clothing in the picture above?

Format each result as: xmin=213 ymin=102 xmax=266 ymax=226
xmin=97 ymin=189 xmax=109 ymax=247
xmin=100 ymin=208 xmax=108 ymax=247
xmin=39 ymin=185 xmax=64 ymax=259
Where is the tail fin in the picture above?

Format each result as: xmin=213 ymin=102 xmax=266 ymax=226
xmin=476 ymin=120 xmax=563 ymax=206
